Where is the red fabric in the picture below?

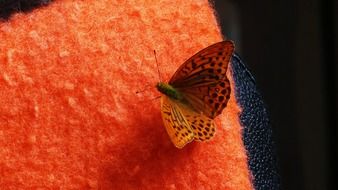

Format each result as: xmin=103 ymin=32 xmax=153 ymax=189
xmin=0 ymin=0 xmax=253 ymax=189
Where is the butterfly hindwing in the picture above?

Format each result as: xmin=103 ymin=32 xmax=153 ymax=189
xmin=160 ymin=96 xmax=194 ymax=148
xmin=178 ymin=103 xmax=216 ymax=141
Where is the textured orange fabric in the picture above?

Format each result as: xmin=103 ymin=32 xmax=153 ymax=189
xmin=0 ymin=0 xmax=253 ymax=189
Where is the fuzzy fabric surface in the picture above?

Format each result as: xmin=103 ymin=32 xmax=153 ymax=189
xmin=0 ymin=0 xmax=253 ymax=189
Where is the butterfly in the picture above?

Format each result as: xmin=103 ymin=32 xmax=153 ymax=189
xmin=156 ymin=40 xmax=234 ymax=148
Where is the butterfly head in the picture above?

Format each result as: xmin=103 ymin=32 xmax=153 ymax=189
xmin=156 ymin=82 xmax=183 ymax=100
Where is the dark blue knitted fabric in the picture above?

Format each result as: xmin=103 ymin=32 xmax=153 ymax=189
xmin=231 ymin=53 xmax=280 ymax=190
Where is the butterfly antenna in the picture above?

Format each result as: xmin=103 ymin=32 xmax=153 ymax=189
xmin=136 ymin=83 xmax=151 ymax=94
xmin=150 ymin=95 xmax=161 ymax=101
xmin=136 ymin=95 xmax=161 ymax=104
xmin=154 ymin=50 xmax=163 ymax=82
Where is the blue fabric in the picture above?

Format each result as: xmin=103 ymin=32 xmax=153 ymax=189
xmin=231 ymin=53 xmax=280 ymax=190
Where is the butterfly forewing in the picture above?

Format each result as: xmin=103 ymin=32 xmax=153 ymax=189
xmin=179 ymin=78 xmax=231 ymax=118
xmin=169 ymin=41 xmax=234 ymax=86
xmin=169 ymin=41 xmax=234 ymax=118
xmin=160 ymin=96 xmax=194 ymax=148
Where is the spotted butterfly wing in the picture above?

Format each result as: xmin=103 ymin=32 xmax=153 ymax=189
xmin=177 ymin=103 xmax=216 ymax=141
xmin=160 ymin=96 xmax=194 ymax=148
xmin=169 ymin=41 xmax=234 ymax=119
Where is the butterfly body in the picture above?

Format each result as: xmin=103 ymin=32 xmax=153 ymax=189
xmin=156 ymin=82 xmax=183 ymax=101
xmin=156 ymin=41 xmax=235 ymax=148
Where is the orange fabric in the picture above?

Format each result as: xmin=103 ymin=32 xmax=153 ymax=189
xmin=0 ymin=0 xmax=253 ymax=189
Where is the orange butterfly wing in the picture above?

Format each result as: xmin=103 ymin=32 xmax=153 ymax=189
xmin=178 ymin=103 xmax=216 ymax=141
xmin=169 ymin=41 xmax=234 ymax=118
xmin=160 ymin=96 xmax=194 ymax=148
xmin=161 ymin=96 xmax=216 ymax=145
